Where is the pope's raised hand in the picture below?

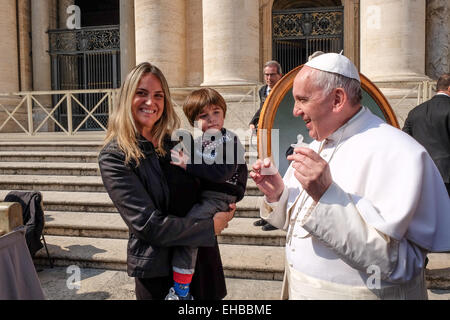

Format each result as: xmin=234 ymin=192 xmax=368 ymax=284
xmin=287 ymin=147 xmax=332 ymax=202
xmin=249 ymin=158 xmax=285 ymax=203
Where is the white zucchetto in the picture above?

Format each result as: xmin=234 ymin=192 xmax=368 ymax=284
xmin=305 ymin=53 xmax=360 ymax=83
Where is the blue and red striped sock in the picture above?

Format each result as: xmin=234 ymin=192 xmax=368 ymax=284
xmin=173 ymin=271 xmax=193 ymax=297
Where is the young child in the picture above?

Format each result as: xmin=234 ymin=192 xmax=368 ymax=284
xmin=166 ymin=88 xmax=248 ymax=300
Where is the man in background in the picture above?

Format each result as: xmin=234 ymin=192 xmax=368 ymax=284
xmin=403 ymin=73 xmax=450 ymax=196
xmin=251 ymin=60 xmax=283 ymax=231
xmin=249 ymin=61 xmax=283 ymax=131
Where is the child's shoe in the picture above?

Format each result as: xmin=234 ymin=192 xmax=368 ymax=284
xmin=165 ymin=287 xmax=194 ymax=300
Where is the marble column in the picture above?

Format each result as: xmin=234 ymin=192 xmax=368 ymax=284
xmin=17 ymin=0 xmax=32 ymax=91
xmin=120 ymin=0 xmax=136 ymax=84
xmin=0 ymin=0 xmax=27 ymax=133
xmin=134 ymin=0 xmax=186 ymax=87
xmin=343 ymin=0 xmax=360 ymax=69
xmin=260 ymin=0 xmax=273 ymax=82
xmin=360 ymin=0 xmax=428 ymax=81
xmin=32 ymin=0 xmax=52 ymax=91
xmin=32 ymin=0 xmax=53 ymax=132
xmin=202 ymin=0 xmax=259 ymax=86
xmin=0 ymin=0 xmax=20 ymax=93
xmin=186 ymin=0 xmax=203 ymax=86
xmin=426 ymin=0 xmax=450 ymax=79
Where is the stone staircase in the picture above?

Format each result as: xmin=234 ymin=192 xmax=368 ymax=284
xmin=1 ymin=133 xmax=449 ymax=299
xmin=0 ymin=133 xmax=285 ymax=299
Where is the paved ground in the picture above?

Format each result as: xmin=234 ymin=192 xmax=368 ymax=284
xmin=36 ymin=266 xmax=284 ymax=300
xmin=37 ymin=266 xmax=135 ymax=300
xmin=36 ymin=266 xmax=450 ymax=300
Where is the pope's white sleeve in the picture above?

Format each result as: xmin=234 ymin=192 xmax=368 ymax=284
xmin=300 ymin=182 xmax=426 ymax=282
xmin=259 ymin=186 xmax=290 ymax=230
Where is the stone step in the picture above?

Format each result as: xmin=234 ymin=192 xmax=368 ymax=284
xmin=0 ymin=190 xmax=262 ymax=218
xmin=0 ymin=133 xmax=256 ymax=152
xmin=0 ymin=151 xmax=99 ymax=163
xmin=0 ymin=162 xmax=100 ymax=176
xmin=0 ymin=132 xmax=105 ymax=142
xmin=0 ymin=175 xmax=106 ymax=192
xmin=0 ymin=161 xmax=256 ymax=177
xmin=36 ymin=265 xmax=284 ymax=300
xmin=218 ymin=216 xmax=285 ymax=246
xmin=34 ymin=235 xmax=285 ymax=281
xmin=0 ymin=141 xmax=104 ymax=152
xmin=0 ymin=150 xmax=257 ymax=164
xmin=0 ymin=174 xmax=262 ymax=195
xmin=425 ymin=253 xmax=450 ymax=290
xmin=42 ymin=211 xmax=286 ymax=246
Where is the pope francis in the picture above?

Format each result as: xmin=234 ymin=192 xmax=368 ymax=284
xmin=250 ymin=53 xmax=450 ymax=300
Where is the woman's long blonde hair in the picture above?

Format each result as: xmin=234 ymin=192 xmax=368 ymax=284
xmin=103 ymin=62 xmax=180 ymax=164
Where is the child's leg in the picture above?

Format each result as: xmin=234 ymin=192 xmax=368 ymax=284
xmin=170 ymin=191 xmax=236 ymax=298
xmin=171 ymin=246 xmax=198 ymax=297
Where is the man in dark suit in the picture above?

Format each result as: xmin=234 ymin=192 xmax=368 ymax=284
xmin=403 ymin=73 xmax=450 ymax=196
xmin=250 ymin=61 xmax=283 ymax=231
xmin=249 ymin=61 xmax=283 ymax=131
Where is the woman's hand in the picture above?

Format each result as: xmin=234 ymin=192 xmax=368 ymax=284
xmin=213 ymin=203 xmax=236 ymax=235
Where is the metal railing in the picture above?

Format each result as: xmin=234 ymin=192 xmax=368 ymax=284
xmin=0 ymin=89 xmax=118 ymax=135
xmin=392 ymin=80 xmax=437 ymax=110
xmin=0 ymin=84 xmax=260 ymax=136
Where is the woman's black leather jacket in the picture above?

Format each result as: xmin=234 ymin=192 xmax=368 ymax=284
xmin=98 ymin=137 xmax=216 ymax=278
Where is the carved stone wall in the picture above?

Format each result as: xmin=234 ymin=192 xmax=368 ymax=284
xmin=426 ymin=0 xmax=450 ymax=79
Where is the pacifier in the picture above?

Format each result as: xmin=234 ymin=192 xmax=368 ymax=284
xmin=291 ymin=134 xmax=308 ymax=153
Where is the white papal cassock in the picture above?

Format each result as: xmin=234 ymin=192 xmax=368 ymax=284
xmin=261 ymin=106 xmax=450 ymax=300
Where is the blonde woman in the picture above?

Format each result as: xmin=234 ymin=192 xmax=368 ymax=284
xmin=98 ymin=62 xmax=235 ymax=300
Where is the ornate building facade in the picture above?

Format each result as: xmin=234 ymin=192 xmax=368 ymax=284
xmin=0 ymin=0 xmax=449 ymax=132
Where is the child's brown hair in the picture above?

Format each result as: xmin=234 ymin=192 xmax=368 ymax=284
xmin=182 ymin=88 xmax=227 ymax=127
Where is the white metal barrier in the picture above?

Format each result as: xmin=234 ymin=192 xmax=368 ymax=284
xmin=0 ymin=89 xmax=118 ymax=136
xmin=0 ymin=85 xmax=260 ymax=136
xmin=392 ymin=80 xmax=437 ymax=110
